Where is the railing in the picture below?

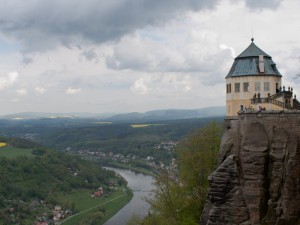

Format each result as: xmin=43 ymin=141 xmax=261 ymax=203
xmin=251 ymin=98 xmax=292 ymax=109
xmin=270 ymin=91 xmax=293 ymax=100
xmin=293 ymin=98 xmax=300 ymax=110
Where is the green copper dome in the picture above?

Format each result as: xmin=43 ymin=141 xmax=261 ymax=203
xmin=226 ymin=40 xmax=282 ymax=78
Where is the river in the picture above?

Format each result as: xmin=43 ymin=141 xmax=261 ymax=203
xmin=103 ymin=168 xmax=155 ymax=225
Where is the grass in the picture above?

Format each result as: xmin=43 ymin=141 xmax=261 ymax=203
xmin=0 ymin=146 xmax=33 ymax=158
xmin=130 ymin=124 xmax=164 ymax=128
xmin=60 ymin=188 xmax=133 ymax=225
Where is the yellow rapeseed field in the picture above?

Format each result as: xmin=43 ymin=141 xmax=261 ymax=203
xmin=0 ymin=142 xmax=7 ymax=148
xmin=130 ymin=124 xmax=164 ymax=128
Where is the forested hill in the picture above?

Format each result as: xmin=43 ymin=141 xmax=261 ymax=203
xmin=0 ymin=138 xmax=126 ymax=224
xmin=104 ymin=107 xmax=226 ymax=122
xmin=0 ymin=106 xmax=226 ymax=122
xmin=0 ymin=117 xmax=225 ymax=164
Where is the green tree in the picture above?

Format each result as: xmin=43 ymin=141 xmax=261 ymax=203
xmin=139 ymin=122 xmax=222 ymax=225
xmin=177 ymin=121 xmax=222 ymax=215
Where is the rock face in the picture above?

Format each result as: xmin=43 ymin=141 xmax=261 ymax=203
xmin=200 ymin=111 xmax=300 ymax=225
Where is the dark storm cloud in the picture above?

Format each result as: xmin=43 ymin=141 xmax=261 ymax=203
xmin=0 ymin=0 xmax=284 ymax=53
xmin=21 ymin=55 xmax=33 ymax=64
xmin=0 ymin=0 xmax=220 ymax=52
xmin=81 ymin=48 xmax=98 ymax=62
xmin=244 ymin=0 xmax=283 ymax=10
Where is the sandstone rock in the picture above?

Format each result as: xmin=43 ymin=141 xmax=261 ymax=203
xmin=200 ymin=112 xmax=300 ymax=225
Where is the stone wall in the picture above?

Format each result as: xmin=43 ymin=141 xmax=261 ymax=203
xmin=200 ymin=110 xmax=300 ymax=225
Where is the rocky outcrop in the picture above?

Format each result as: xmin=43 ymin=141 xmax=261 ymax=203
xmin=200 ymin=111 xmax=300 ymax=225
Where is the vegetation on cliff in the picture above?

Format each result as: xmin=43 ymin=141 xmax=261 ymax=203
xmin=127 ymin=122 xmax=222 ymax=225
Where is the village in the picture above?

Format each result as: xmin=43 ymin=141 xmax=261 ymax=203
xmin=4 ymin=177 xmax=110 ymax=225
xmin=68 ymin=140 xmax=179 ymax=173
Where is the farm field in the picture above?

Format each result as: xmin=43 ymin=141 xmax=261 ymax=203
xmin=0 ymin=146 xmax=33 ymax=158
xmin=0 ymin=142 xmax=7 ymax=147
xmin=60 ymin=188 xmax=132 ymax=225
xmin=130 ymin=124 xmax=164 ymax=128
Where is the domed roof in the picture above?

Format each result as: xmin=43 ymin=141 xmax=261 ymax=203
xmin=226 ymin=39 xmax=282 ymax=78
xmin=237 ymin=41 xmax=271 ymax=58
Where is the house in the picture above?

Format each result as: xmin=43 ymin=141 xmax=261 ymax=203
xmin=226 ymin=38 xmax=300 ymax=116
xmin=36 ymin=222 xmax=48 ymax=225
xmin=54 ymin=206 xmax=61 ymax=211
xmin=92 ymin=187 xmax=104 ymax=197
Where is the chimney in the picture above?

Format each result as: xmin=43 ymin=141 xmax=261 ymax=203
xmin=259 ymin=55 xmax=264 ymax=73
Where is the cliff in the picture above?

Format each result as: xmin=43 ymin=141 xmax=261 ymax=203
xmin=200 ymin=111 xmax=300 ymax=225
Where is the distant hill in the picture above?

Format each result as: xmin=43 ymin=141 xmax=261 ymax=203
xmin=0 ymin=106 xmax=226 ymax=122
xmin=0 ymin=112 xmax=115 ymax=120
xmin=106 ymin=106 xmax=226 ymax=122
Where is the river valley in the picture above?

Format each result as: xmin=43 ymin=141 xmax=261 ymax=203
xmin=103 ymin=168 xmax=155 ymax=225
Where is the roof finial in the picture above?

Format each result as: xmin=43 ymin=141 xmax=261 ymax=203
xmin=251 ymin=29 xmax=254 ymax=42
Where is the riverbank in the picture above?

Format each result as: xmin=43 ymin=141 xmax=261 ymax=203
xmin=103 ymin=161 xmax=159 ymax=177
xmin=59 ymin=165 xmax=155 ymax=225
xmin=60 ymin=188 xmax=133 ymax=225
xmin=103 ymin=168 xmax=155 ymax=225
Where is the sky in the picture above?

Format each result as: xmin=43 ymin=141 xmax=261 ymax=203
xmin=0 ymin=0 xmax=300 ymax=115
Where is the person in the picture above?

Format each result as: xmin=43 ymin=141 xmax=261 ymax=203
xmin=258 ymin=105 xmax=262 ymax=112
xmin=267 ymin=93 xmax=271 ymax=102
xmin=257 ymin=93 xmax=261 ymax=103
xmin=253 ymin=93 xmax=257 ymax=103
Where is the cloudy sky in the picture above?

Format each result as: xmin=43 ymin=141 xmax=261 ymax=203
xmin=0 ymin=0 xmax=299 ymax=115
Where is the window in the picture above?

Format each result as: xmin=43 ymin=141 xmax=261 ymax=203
xmin=264 ymin=82 xmax=270 ymax=91
xmin=235 ymin=83 xmax=240 ymax=92
xmin=255 ymin=82 xmax=260 ymax=92
xmin=226 ymin=84 xmax=232 ymax=93
xmin=243 ymin=82 xmax=249 ymax=92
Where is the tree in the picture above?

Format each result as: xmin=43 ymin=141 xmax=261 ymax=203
xmin=139 ymin=122 xmax=222 ymax=225
xmin=176 ymin=121 xmax=222 ymax=214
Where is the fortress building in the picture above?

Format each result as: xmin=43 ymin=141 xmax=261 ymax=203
xmin=200 ymin=39 xmax=300 ymax=225
xmin=226 ymin=38 xmax=300 ymax=116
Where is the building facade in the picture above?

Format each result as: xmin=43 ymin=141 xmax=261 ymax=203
xmin=226 ymin=39 xmax=298 ymax=116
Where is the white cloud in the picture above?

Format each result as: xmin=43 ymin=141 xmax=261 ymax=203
xmin=12 ymin=98 xmax=19 ymax=102
xmin=131 ymin=78 xmax=148 ymax=95
xmin=0 ymin=71 xmax=19 ymax=90
xmin=106 ymin=29 xmax=231 ymax=80
xmin=131 ymin=73 xmax=196 ymax=98
xmin=66 ymin=87 xmax=82 ymax=95
xmin=34 ymin=86 xmax=46 ymax=94
xmin=16 ymin=88 xmax=27 ymax=96
xmin=220 ymin=44 xmax=236 ymax=58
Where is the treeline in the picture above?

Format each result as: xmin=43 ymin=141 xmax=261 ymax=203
xmin=0 ymin=136 xmax=42 ymax=149
xmin=39 ymin=117 xmax=224 ymax=157
xmin=127 ymin=122 xmax=223 ymax=225
xmin=0 ymin=117 xmax=224 ymax=164
xmin=0 ymin=152 xmax=123 ymax=202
